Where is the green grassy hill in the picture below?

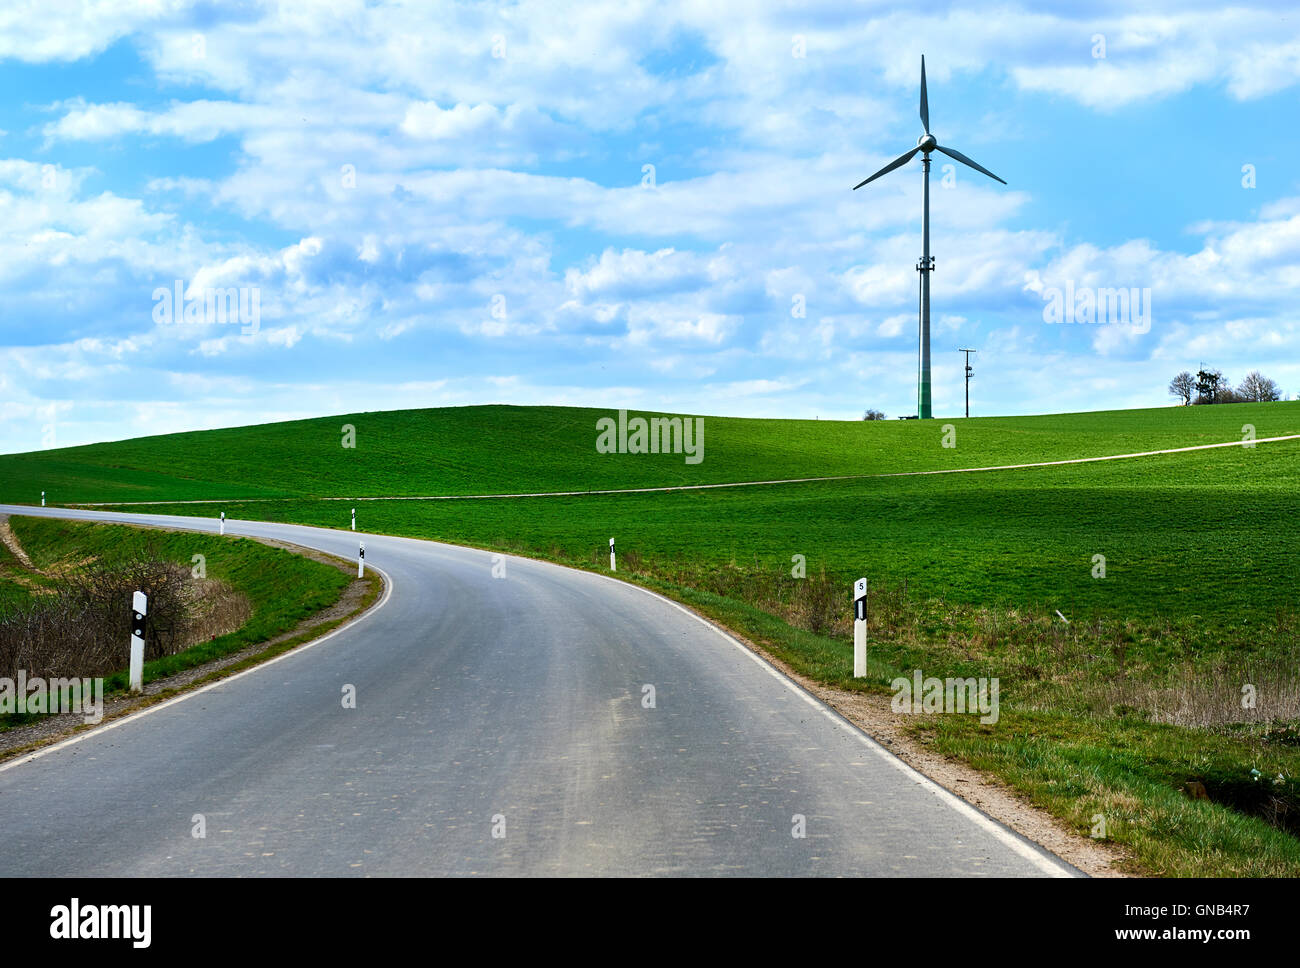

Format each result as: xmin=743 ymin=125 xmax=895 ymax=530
xmin=6 ymin=401 xmax=1294 ymax=624
xmin=2 ymin=401 xmax=1298 ymax=504
xmin=170 ymin=440 xmax=1296 ymax=625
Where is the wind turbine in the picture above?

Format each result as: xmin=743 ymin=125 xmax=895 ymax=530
xmin=854 ymin=56 xmax=1005 ymax=420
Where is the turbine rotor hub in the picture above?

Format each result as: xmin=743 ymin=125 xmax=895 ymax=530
xmin=918 ymin=133 xmax=937 ymax=152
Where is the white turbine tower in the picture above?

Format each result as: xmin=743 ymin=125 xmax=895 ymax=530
xmin=854 ymin=56 xmax=1006 ymax=419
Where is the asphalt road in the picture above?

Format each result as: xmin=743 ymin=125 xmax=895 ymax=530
xmin=0 ymin=506 xmax=1077 ymax=877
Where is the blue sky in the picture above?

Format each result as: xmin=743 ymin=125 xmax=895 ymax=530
xmin=2 ymin=0 xmax=1299 ymax=452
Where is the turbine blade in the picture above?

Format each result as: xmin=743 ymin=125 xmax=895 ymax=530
xmin=935 ymin=144 xmax=1006 ymax=185
xmin=853 ymin=146 xmax=920 ymax=189
xmin=920 ymin=55 xmax=929 ymax=134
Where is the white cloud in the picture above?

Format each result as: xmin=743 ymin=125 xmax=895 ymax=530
xmin=6 ymin=1 xmax=1300 ymax=449
xmin=0 ymin=0 xmax=181 ymax=62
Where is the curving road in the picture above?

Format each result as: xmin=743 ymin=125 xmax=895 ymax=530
xmin=0 ymin=506 xmax=1076 ymax=877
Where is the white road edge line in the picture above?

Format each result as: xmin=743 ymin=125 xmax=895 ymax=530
xmin=579 ymin=565 xmax=1080 ymax=878
xmin=0 ymin=558 xmax=394 ymax=777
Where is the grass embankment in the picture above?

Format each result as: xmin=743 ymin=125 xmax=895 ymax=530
xmin=1 ymin=401 xmax=1298 ymax=503
xmin=5 ymin=401 xmax=1299 ymax=874
xmin=1 ymin=517 xmax=354 ymax=708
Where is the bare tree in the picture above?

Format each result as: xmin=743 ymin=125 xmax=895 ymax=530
xmin=1168 ymin=371 xmax=1195 ymax=405
xmin=1238 ymin=370 xmax=1281 ymax=403
xmin=862 ymin=408 xmax=886 ymax=421
xmin=1218 ymin=384 xmax=1246 ymax=404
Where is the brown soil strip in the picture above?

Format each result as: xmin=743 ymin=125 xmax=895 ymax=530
xmin=0 ymin=516 xmax=36 ymax=570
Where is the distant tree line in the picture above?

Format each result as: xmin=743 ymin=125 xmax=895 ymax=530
xmin=1168 ymin=369 xmax=1282 ymax=406
xmin=862 ymin=408 xmax=886 ymax=421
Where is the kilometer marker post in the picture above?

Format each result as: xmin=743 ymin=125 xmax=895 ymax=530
xmin=129 ymin=590 xmax=147 ymax=693
xmin=609 ymin=537 xmax=616 ymax=572
xmin=853 ymin=577 xmax=868 ymax=678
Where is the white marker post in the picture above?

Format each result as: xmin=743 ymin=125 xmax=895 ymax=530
xmin=358 ymin=540 xmax=365 ymax=578
xmin=852 ymin=577 xmax=868 ymax=678
xmin=609 ymin=537 xmax=616 ymax=572
xmin=351 ymin=507 xmax=356 ymax=531
xmin=130 ymin=590 xmax=147 ymax=693
xmin=41 ymin=491 xmax=45 ymax=507
xmin=219 ymin=511 xmax=225 ymax=536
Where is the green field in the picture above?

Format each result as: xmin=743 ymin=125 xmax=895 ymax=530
xmin=3 ymin=401 xmax=1296 ymax=629
xmin=1 ymin=401 xmax=1298 ymax=504
xmin=4 ymin=401 xmax=1299 ymax=874
xmin=94 ymin=428 xmax=1300 ymax=626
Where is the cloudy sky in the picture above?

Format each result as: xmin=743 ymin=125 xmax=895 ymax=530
xmin=1 ymin=0 xmax=1298 ymax=452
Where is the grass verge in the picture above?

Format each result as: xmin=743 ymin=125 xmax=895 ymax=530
xmin=0 ymin=516 xmax=380 ymax=738
xmin=612 ymin=566 xmax=1300 ymax=877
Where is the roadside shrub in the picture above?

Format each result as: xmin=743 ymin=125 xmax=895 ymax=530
xmin=0 ymin=556 xmax=200 ymax=680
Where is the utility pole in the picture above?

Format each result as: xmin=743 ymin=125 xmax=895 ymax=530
xmin=959 ymin=348 xmax=977 ymax=418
